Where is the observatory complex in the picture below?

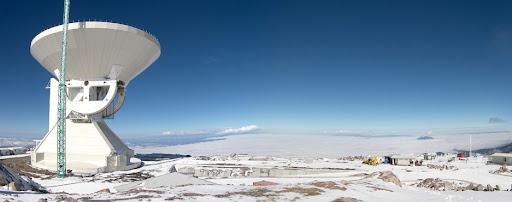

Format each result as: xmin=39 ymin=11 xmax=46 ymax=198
xmin=30 ymin=21 xmax=160 ymax=173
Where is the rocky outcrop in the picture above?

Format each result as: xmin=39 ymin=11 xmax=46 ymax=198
xmin=492 ymin=166 xmax=510 ymax=174
xmin=466 ymin=183 xmax=475 ymax=190
xmin=417 ymin=179 xmax=506 ymax=192
xmin=486 ymin=184 xmax=494 ymax=191
xmin=377 ymin=171 xmax=402 ymax=187
xmin=418 ymin=179 xmax=455 ymax=191
xmin=332 ymin=197 xmax=361 ymax=202
xmin=0 ymin=173 xmax=7 ymax=186
xmin=417 ymin=178 xmax=445 ymax=190
xmin=417 ymin=178 xmax=433 ymax=188
xmin=444 ymin=182 xmax=453 ymax=191
xmin=94 ymin=188 xmax=111 ymax=193
xmin=363 ymin=171 xmax=402 ymax=187
xmin=55 ymin=195 xmax=77 ymax=202
xmin=8 ymin=182 xmax=21 ymax=191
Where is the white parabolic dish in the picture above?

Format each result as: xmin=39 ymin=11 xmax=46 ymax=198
xmin=30 ymin=21 xmax=161 ymax=85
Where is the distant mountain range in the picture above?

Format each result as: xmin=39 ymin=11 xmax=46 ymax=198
xmin=134 ymin=153 xmax=191 ymax=161
xmin=458 ymin=142 xmax=512 ymax=155
xmin=417 ymin=136 xmax=434 ymax=140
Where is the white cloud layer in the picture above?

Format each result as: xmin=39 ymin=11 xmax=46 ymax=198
xmin=136 ymin=131 xmax=512 ymax=158
xmin=162 ymin=125 xmax=261 ymax=136
xmin=322 ymin=130 xmax=363 ymax=134
xmin=140 ymin=126 xmax=512 ymax=158
xmin=0 ymin=137 xmax=36 ymax=148
xmin=161 ymin=130 xmax=210 ymax=135
xmin=216 ymin=125 xmax=261 ymax=135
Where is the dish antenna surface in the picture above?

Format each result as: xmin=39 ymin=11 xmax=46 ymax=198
xmin=30 ymin=21 xmax=160 ymax=173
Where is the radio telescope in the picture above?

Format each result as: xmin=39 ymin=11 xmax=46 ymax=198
xmin=30 ymin=21 xmax=160 ymax=173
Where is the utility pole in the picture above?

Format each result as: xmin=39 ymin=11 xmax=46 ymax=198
xmin=469 ymin=135 xmax=472 ymax=158
xmin=57 ymin=0 xmax=70 ymax=178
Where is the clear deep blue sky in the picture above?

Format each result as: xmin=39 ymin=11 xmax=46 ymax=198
xmin=0 ymin=0 xmax=511 ymax=138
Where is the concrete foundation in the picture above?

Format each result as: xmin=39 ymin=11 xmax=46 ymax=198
xmin=179 ymin=166 xmax=350 ymax=178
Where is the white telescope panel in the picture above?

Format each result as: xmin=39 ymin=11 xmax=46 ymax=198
xmin=30 ymin=21 xmax=161 ymax=85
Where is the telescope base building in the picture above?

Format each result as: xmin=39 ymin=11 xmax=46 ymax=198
xmin=31 ymin=119 xmax=141 ymax=173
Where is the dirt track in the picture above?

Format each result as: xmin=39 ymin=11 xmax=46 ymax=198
xmin=1 ymin=156 xmax=54 ymax=179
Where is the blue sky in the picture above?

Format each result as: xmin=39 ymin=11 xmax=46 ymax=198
xmin=0 ymin=0 xmax=511 ymax=139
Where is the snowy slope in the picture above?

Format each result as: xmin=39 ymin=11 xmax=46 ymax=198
xmin=1 ymin=154 xmax=511 ymax=202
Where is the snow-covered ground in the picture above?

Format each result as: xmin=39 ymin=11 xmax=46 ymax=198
xmin=0 ymin=154 xmax=30 ymax=160
xmin=1 ymin=154 xmax=512 ymax=201
xmin=2 ymin=131 xmax=512 ymax=201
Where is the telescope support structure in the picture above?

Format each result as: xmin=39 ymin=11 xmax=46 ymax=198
xmin=31 ymin=78 xmax=141 ymax=173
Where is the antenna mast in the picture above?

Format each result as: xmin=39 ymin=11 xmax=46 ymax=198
xmin=469 ymin=135 xmax=472 ymax=158
xmin=57 ymin=0 xmax=70 ymax=178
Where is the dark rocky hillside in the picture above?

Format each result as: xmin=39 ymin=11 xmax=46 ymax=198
xmin=458 ymin=142 xmax=512 ymax=155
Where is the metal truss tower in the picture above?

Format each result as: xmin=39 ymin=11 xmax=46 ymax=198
xmin=57 ymin=0 xmax=70 ymax=178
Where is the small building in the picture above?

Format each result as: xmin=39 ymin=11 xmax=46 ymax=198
xmin=390 ymin=155 xmax=417 ymax=166
xmin=422 ymin=153 xmax=435 ymax=160
xmin=490 ymin=153 xmax=512 ymax=165
xmin=0 ymin=147 xmax=25 ymax=156
xmin=193 ymin=156 xmax=210 ymax=160
xmin=383 ymin=154 xmax=400 ymax=164
xmin=210 ymin=155 xmax=227 ymax=161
